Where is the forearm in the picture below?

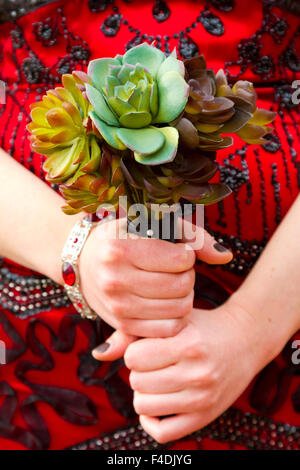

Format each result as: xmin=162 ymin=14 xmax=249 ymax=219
xmin=0 ymin=149 xmax=82 ymax=284
xmin=232 ymin=194 xmax=300 ymax=362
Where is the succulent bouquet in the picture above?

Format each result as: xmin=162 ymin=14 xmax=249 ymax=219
xmin=28 ymin=43 xmax=276 ymax=225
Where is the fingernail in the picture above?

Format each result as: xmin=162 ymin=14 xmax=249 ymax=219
xmin=213 ymin=242 xmax=230 ymax=253
xmin=93 ymin=342 xmax=110 ymax=354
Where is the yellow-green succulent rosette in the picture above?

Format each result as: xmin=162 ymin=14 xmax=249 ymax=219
xmin=86 ymin=43 xmax=189 ymax=165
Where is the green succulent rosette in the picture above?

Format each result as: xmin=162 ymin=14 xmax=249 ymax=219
xmin=86 ymin=43 xmax=189 ymax=166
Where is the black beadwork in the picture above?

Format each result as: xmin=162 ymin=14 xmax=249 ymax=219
xmin=68 ymin=407 xmax=300 ymax=450
xmin=0 ymin=265 xmax=70 ymax=319
xmin=152 ymin=0 xmax=171 ymax=23
xmin=200 ymin=10 xmax=225 ymax=36
xmin=209 ymin=0 xmax=235 ymax=12
xmin=88 ymin=0 xmax=110 ymax=13
xmin=22 ymin=56 xmax=44 ymax=84
xmin=33 ymin=17 xmax=58 ymax=47
xmin=179 ymin=35 xmax=200 ymax=59
xmin=101 ymin=14 xmax=122 ymax=37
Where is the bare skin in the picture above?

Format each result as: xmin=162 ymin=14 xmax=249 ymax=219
xmin=100 ymin=194 xmax=300 ymax=443
xmin=3 ymin=149 xmax=298 ymax=444
xmin=0 ymin=148 xmax=230 ymax=341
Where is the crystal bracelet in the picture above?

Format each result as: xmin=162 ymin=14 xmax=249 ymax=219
xmin=61 ymin=216 xmax=97 ymax=320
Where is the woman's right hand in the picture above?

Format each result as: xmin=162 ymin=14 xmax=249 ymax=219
xmin=79 ymin=217 xmax=233 ymax=353
xmin=79 ymin=217 xmax=197 ymax=339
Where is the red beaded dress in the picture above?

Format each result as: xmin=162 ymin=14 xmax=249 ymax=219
xmin=0 ymin=0 xmax=299 ymax=450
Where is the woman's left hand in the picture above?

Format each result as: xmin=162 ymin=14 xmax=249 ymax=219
xmin=124 ymin=299 xmax=278 ymax=444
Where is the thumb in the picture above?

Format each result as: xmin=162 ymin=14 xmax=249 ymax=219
xmin=179 ymin=217 xmax=233 ymax=265
xmin=92 ymin=330 xmax=137 ymax=361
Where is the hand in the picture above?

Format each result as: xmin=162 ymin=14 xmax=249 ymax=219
xmin=124 ymin=298 xmax=276 ymax=443
xmin=83 ymin=217 xmax=232 ymax=360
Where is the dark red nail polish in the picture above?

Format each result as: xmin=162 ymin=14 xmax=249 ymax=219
xmin=213 ymin=242 xmax=230 ymax=253
xmin=93 ymin=342 xmax=110 ymax=354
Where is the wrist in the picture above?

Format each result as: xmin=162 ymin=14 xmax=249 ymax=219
xmin=224 ymin=291 xmax=287 ymax=375
xmin=44 ymin=212 xmax=83 ymax=285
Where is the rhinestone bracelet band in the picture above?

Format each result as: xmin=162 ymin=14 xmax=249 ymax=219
xmin=61 ymin=216 xmax=97 ymax=320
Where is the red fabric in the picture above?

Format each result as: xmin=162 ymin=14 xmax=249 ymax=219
xmin=0 ymin=0 xmax=299 ymax=450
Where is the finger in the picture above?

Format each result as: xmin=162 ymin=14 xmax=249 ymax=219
xmin=128 ymin=268 xmax=195 ymax=299
xmin=122 ymin=291 xmax=194 ymax=319
xmin=179 ymin=217 xmax=232 ymax=265
xmin=134 ymin=389 xmax=204 ymax=416
xmin=124 ymin=336 xmax=180 ymax=371
xmin=120 ymin=317 xmax=187 ymax=339
xmin=92 ymin=329 xmax=136 ymax=361
xmin=139 ymin=413 xmax=206 ymax=444
xmin=127 ymin=239 xmax=196 ymax=273
xmin=130 ymin=364 xmax=185 ymax=394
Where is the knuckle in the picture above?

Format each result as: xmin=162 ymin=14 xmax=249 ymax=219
xmin=170 ymin=248 xmax=187 ymax=271
xmin=185 ymin=248 xmax=196 ymax=268
xmin=187 ymin=393 xmax=201 ymax=410
xmin=188 ymin=370 xmax=205 ymax=387
xmin=167 ymin=319 xmax=184 ymax=337
xmin=183 ymin=337 xmax=202 ymax=359
xmin=129 ymin=371 xmax=138 ymax=390
xmin=203 ymin=389 xmax=217 ymax=408
xmin=124 ymin=344 xmax=136 ymax=369
xmin=102 ymin=240 xmax=125 ymax=265
xmin=177 ymin=270 xmax=195 ymax=296
xmin=118 ymin=320 xmax=132 ymax=335
xmin=206 ymin=367 xmax=220 ymax=387
xmin=133 ymin=393 xmax=143 ymax=415
xmin=180 ymin=292 xmax=194 ymax=316
xmin=110 ymin=299 xmax=126 ymax=317
xmin=102 ymin=271 xmax=122 ymax=294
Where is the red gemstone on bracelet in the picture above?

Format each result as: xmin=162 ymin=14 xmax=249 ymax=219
xmin=62 ymin=262 xmax=76 ymax=286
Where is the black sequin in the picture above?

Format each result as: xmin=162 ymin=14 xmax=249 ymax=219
xmin=152 ymin=0 xmax=171 ymax=23
xmin=70 ymin=45 xmax=90 ymax=62
xmin=238 ymin=40 xmax=261 ymax=61
xmin=88 ymin=0 xmax=110 ymax=13
xmin=252 ymin=55 xmax=275 ymax=78
xmin=22 ymin=57 xmax=44 ymax=84
xmin=101 ymin=14 xmax=121 ymax=37
xmin=33 ymin=18 xmax=58 ymax=47
xmin=200 ymin=11 xmax=225 ymax=36
xmin=179 ymin=35 xmax=199 ymax=59
xmin=280 ymin=44 xmax=300 ymax=72
xmin=210 ymin=0 xmax=235 ymax=12
xmin=263 ymin=134 xmax=281 ymax=153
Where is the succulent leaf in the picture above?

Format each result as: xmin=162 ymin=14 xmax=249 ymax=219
xmin=89 ymin=111 xmax=126 ymax=150
xmin=88 ymin=58 xmax=120 ymax=90
xmin=116 ymin=127 xmax=165 ymax=154
xmin=153 ymin=71 xmax=189 ymax=124
xmin=86 ymin=84 xmax=119 ymax=126
xmin=123 ymin=43 xmax=165 ymax=76
xmin=134 ymin=126 xmax=178 ymax=166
